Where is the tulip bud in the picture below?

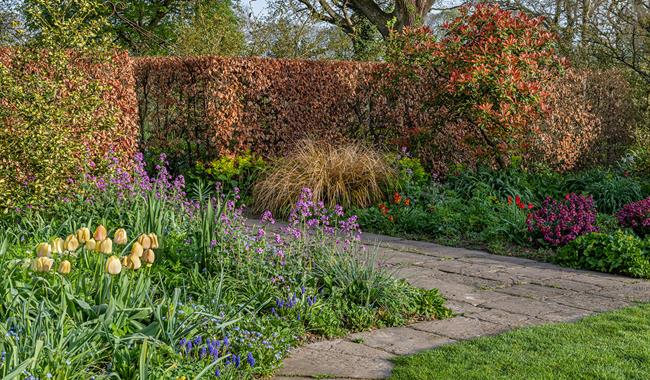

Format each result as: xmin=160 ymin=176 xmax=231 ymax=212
xmin=50 ymin=237 xmax=64 ymax=254
xmin=113 ymin=228 xmax=128 ymax=245
xmin=142 ymin=249 xmax=155 ymax=265
xmin=138 ymin=234 xmax=151 ymax=250
xmin=76 ymin=227 xmax=91 ymax=244
xmin=58 ymin=260 xmax=71 ymax=275
xmin=130 ymin=242 xmax=143 ymax=258
xmin=64 ymin=235 xmax=79 ymax=252
xmin=98 ymin=238 xmax=113 ymax=254
xmin=32 ymin=257 xmax=54 ymax=272
xmin=148 ymin=233 xmax=159 ymax=249
xmin=127 ymin=253 xmax=142 ymax=270
xmin=105 ymin=255 xmax=122 ymax=275
xmin=36 ymin=242 xmax=52 ymax=258
xmin=85 ymin=238 xmax=96 ymax=251
xmin=121 ymin=256 xmax=129 ymax=267
xmin=94 ymin=225 xmax=107 ymax=242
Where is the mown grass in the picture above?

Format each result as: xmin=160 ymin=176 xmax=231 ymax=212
xmin=390 ymin=303 xmax=650 ymax=380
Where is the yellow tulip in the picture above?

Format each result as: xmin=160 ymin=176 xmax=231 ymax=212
xmin=105 ymin=255 xmax=122 ymax=275
xmin=130 ymin=242 xmax=143 ymax=258
xmin=58 ymin=260 xmax=71 ymax=275
xmin=127 ymin=253 xmax=142 ymax=270
xmin=142 ymin=249 xmax=155 ymax=265
xmin=94 ymin=225 xmax=107 ymax=242
xmin=138 ymin=234 xmax=152 ymax=250
xmin=85 ymin=238 xmax=96 ymax=251
xmin=113 ymin=228 xmax=128 ymax=245
xmin=32 ymin=257 xmax=54 ymax=272
xmin=98 ymin=238 xmax=113 ymax=254
xmin=76 ymin=227 xmax=91 ymax=244
xmin=149 ymin=233 xmax=159 ymax=249
xmin=50 ymin=237 xmax=64 ymax=254
xmin=36 ymin=242 xmax=52 ymax=258
xmin=121 ymin=256 xmax=129 ymax=267
xmin=64 ymin=235 xmax=79 ymax=252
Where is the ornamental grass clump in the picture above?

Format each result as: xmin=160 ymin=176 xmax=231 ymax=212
xmin=253 ymin=140 xmax=395 ymax=216
xmin=526 ymin=193 xmax=599 ymax=246
xmin=616 ymin=197 xmax=650 ymax=237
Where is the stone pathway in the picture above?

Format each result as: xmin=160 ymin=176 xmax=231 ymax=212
xmin=274 ymin=232 xmax=650 ymax=380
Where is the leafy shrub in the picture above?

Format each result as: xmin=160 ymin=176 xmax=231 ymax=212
xmin=193 ymin=151 xmax=265 ymax=201
xmin=387 ymin=3 xmax=563 ymax=167
xmin=253 ymin=140 xmax=395 ymax=215
xmin=616 ymin=197 xmax=650 ymax=237
xmin=557 ymin=231 xmax=650 ymax=278
xmin=527 ymin=194 xmax=599 ymax=246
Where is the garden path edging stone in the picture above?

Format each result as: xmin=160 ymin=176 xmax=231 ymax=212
xmin=270 ymin=229 xmax=650 ymax=379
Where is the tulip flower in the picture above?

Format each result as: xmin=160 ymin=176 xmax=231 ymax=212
xmin=130 ymin=242 xmax=143 ymax=258
xmin=36 ymin=243 xmax=52 ymax=258
xmin=149 ymin=233 xmax=159 ymax=249
xmin=98 ymin=238 xmax=113 ymax=254
xmin=85 ymin=238 xmax=96 ymax=251
xmin=58 ymin=260 xmax=71 ymax=275
xmin=32 ymin=257 xmax=54 ymax=272
xmin=94 ymin=225 xmax=107 ymax=242
xmin=138 ymin=234 xmax=152 ymax=250
xmin=127 ymin=254 xmax=142 ymax=270
xmin=105 ymin=255 xmax=122 ymax=275
xmin=64 ymin=235 xmax=79 ymax=252
xmin=113 ymin=228 xmax=128 ymax=245
xmin=142 ymin=249 xmax=155 ymax=265
xmin=50 ymin=238 xmax=64 ymax=254
xmin=121 ymin=256 xmax=129 ymax=267
xmin=76 ymin=227 xmax=91 ymax=244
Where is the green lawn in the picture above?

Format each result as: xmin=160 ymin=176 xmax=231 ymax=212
xmin=390 ymin=304 xmax=650 ymax=380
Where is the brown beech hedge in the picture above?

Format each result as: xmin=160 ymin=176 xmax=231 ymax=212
xmin=134 ymin=56 xmax=636 ymax=174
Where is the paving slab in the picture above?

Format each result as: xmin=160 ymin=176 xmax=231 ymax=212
xmin=410 ymin=316 xmax=508 ymax=340
xmin=348 ymin=327 xmax=455 ymax=355
xmin=274 ymin=233 xmax=650 ymax=379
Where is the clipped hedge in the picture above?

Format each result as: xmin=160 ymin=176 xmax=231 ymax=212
xmin=0 ymin=49 xmax=138 ymax=211
xmin=134 ymin=56 xmax=635 ymax=175
xmin=134 ymin=56 xmax=468 ymax=173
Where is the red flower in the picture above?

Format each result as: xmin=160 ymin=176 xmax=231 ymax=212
xmin=388 ymin=215 xmax=394 ymax=222
xmin=379 ymin=203 xmax=389 ymax=215
xmin=404 ymin=198 xmax=411 ymax=206
xmin=507 ymin=196 xmax=513 ymax=205
xmin=528 ymin=203 xmax=534 ymax=209
xmin=393 ymin=192 xmax=402 ymax=204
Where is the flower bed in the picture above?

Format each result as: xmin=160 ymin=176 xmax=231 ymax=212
xmin=0 ymin=155 xmax=449 ymax=379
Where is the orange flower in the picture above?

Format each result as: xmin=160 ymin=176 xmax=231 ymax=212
xmin=404 ymin=198 xmax=411 ymax=206
xmin=388 ymin=215 xmax=394 ymax=222
xmin=379 ymin=203 xmax=389 ymax=215
xmin=393 ymin=192 xmax=402 ymax=204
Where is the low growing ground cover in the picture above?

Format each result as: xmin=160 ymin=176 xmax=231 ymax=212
xmin=390 ymin=303 xmax=650 ymax=380
xmin=0 ymin=154 xmax=449 ymax=379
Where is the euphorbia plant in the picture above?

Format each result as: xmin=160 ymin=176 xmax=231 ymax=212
xmin=387 ymin=3 xmax=564 ymax=167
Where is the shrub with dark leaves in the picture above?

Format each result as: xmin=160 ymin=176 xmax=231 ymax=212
xmin=526 ymin=193 xmax=599 ymax=246
xmin=616 ymin=197 xmax=650 ymax=237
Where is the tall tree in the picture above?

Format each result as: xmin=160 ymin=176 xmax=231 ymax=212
xmin=293 ymin=0 xmax=437 ymax=39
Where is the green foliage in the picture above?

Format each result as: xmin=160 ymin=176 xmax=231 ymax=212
xmin=194 ymin=152 xmax=266 ymax=202
xmin=557 ymin=231 xmax=650 ymax=278
xmin=23 ymin=0 xmax=114 ymax=50
xmin=564 ymin=169 xmax=645 ymax=213
xmin=175 ymin=0 xmax=245 ymax=56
